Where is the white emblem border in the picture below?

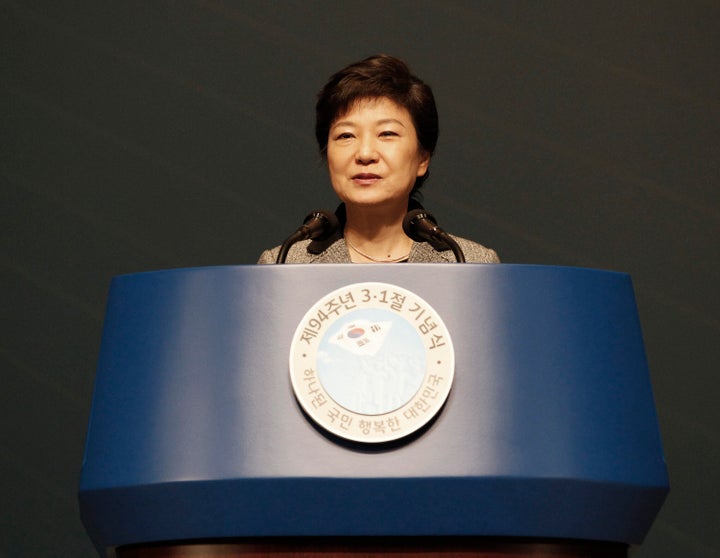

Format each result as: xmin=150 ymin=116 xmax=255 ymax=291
xmin=289 ymin=282 xmax=455 ymax=443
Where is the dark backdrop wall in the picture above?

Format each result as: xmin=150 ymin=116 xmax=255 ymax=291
xmin=2 ymin=1 xmax=718 ymax=557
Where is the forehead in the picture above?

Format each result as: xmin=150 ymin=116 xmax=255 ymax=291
xmin=332 ymin=97 xmax=413 ymax=126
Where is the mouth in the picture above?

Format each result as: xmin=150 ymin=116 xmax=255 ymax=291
xmin=352 ymin=173 xmax=382 ymax=185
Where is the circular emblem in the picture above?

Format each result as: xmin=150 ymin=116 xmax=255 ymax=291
xmin=289 ymin=282 xmax=454 ymax=443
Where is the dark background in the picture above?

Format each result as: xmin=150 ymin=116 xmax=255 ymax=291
xmin=2 ymin=1 xmax=718 ymax=556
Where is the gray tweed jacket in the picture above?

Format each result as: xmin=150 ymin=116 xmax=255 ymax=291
xmin=257 ymin=236 xmax=499 ymax=264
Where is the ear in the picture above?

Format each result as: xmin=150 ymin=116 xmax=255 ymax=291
xmin=416 ymin=150 xmax=431 ymax=177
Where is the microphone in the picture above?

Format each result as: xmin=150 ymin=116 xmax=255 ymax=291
xmin=402 ymin=209 xmax=466 ymax=263
xmin=276 ymin=210 xmax=339 ymax=263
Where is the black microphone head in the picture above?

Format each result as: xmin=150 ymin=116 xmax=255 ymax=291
xmin=403 ymin=208 xmax=438 ymax=242
xmin=302 ymin=209 xmax=339 ymax=241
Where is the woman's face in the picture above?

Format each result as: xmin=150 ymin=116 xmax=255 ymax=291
xmin=326 ymin=97 xmax=430 ymax=212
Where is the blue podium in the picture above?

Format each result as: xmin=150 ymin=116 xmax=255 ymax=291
xmin=79 ymin=264 xmax=668 ymax=557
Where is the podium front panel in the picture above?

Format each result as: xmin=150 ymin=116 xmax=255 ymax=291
xmin=79 ymin=264 xmax=668 ymax=549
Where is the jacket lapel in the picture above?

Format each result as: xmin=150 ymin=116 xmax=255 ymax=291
xmin=408 ymin=241 xmax=454 ymax=263
xmin=309 ymin=238 xmax=352 ymax=263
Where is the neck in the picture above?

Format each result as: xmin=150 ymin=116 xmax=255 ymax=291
xmin=343 ymin=203 xmax=412 ymax=263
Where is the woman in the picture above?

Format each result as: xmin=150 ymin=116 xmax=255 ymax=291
xmin=257 ymin=54 xmax=499 ymax=264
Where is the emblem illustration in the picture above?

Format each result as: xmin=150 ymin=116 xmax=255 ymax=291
xmin=289 ymin=282 xmax=454 ymax=443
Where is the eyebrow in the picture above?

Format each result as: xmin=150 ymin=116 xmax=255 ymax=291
xmin=331 ymin=118 xmax=407 ymax=129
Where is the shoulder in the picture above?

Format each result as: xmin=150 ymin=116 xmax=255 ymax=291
xmin=256 ymin=241 xmax=313 ymax=264
xmin=453 ymin=235 xmax=500 ymax=263
xmin=409 ymin=235 xmax=500 ymax=263
xmin=257 ymin=247 xmax=279 ymax=264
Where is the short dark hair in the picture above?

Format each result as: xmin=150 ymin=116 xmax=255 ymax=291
xmin=315 ymin=54 xmax=439 ymax=193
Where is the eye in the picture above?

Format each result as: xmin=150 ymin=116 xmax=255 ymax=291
xmin=334 ymin=132 xmax=355 ymax=140
xmin=379 ymin=130 xmax=399 ymax=137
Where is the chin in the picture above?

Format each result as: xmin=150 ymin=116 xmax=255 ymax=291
xmin=348 ymin=199 xmax=409 ymax=212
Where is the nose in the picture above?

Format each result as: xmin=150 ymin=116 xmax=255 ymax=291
xmin=355 ymin=137 xmax=378 ymax=164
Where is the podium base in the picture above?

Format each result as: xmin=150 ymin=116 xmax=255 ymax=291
xmin=116 ymin=537 xmax=627 ymax=557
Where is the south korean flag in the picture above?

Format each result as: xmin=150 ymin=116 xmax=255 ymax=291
xmin=330 ymin=319 xmax=392 ymax=356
